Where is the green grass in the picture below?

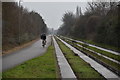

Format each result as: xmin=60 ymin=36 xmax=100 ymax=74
xmin=55 ymin=37 xmax=104 ymax=79
xmin=0 ymin=73 xmax=2 ymax=79
xmin=3 ymin=45 xmax=58 ymax=78
xmin=62 ymin=38 xmax=120 ymax=71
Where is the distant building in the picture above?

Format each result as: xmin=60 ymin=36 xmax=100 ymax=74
xmin=76 ymin=6 xmax=82 ymax=18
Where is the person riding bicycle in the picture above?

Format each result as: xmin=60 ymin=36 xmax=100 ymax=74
xmin=40 ymin=33 xmax=46 ymax=47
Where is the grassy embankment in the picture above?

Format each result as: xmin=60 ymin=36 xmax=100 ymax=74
xmin=3 ymin=44 xmax=59 ymax=79
xmin=55 ymin=37 xmax=104 ymax=79
xmin=60 ymin=37 xmax=120 ymax=71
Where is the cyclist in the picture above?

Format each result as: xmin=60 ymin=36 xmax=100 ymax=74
xmin=40 ymin=33 xmax=46 ymax=47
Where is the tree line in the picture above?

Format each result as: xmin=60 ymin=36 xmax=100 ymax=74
xmin=57 ymin=1 xmax=120 ymax=51
xmin=2 ymin=2 xmax=48 ymax=51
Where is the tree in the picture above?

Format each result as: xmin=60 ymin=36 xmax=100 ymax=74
xmin=2 ymin=2 xmax=48 ymax=52
xmin=57 ymin=1 xmax=119 ymax=51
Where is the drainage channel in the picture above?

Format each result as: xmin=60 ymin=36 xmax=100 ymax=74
xmin=53 ymin=37 xmax=77 ymax=79
xmin=56 ymin=36 xmax=119 ymax=79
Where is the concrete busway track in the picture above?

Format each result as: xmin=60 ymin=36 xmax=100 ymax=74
xmin=59 ymin=36 xmax=120 ymax=76
xmin=76 ymin=44 xmax=120 ymax=65
xmin=58 ymin=36 xmax=120 ymax=77
xmin=56 ymin=36 xmax=119 ymax=79
xmin=60 ymin=36 xmax=120 ymax=56
xmin=59 ymin=36 xmax=120 ymax=67
xmin=53 ymin=36 xmax=77 ymax=79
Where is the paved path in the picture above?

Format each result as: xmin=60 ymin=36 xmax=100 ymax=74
xmin=1 ymin=35 xmax=51 ymax=72
xmin=61 ymin=36 xmax=120 ymax=55
xmin=53 ymin=37 xmax=77 ymax=79
xmin=56 ymin=36 xmax=119 ymax=79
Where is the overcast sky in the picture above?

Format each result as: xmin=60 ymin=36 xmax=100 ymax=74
xmin=21 ymin=2 xmax=88 ymax=30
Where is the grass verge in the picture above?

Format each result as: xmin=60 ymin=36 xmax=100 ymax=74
xmin=3 ymin=44 xmax=58 ymax=78
xmin=55 ymin=37 xmax=104 ymax=79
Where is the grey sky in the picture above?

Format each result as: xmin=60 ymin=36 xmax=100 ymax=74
xmin=21 ymin=2 xmax=88 ymax=30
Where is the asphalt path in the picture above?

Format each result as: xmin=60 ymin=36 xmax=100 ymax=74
xmin=1 ymin=35 xmax=51 ymax=72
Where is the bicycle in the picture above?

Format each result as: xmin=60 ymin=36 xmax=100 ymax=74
xmin=42 ymin=40 xmax=46 ymax=47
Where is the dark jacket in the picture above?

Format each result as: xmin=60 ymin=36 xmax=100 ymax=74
xmin=41 ymin=34 xmax=46 ymax=40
